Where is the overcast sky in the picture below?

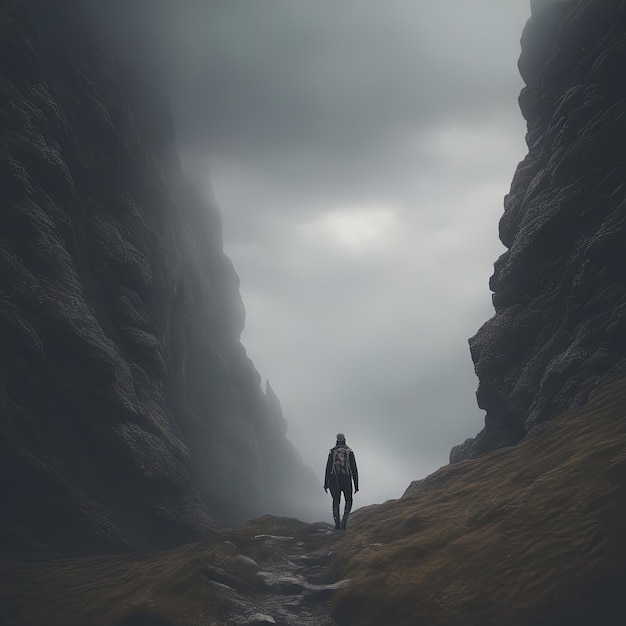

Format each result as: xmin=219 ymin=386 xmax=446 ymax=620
xmin=100 ymin=1 xmax=535 ymax=513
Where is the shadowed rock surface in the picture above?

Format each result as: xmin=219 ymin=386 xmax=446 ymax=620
xmin=0 ymin=0 xmax=319 ymax=558
xmin=452 ymin=0 xmax=626 ymax=461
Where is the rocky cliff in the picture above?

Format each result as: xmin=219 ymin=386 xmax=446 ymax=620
xmin=452 ymin=0 xmax=626 ymax=461
xmin=0 ymin=0 xmax=318 ymax=558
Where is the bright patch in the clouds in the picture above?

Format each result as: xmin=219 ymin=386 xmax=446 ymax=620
xmin=301 ymin=206 xmax=397 ymax=253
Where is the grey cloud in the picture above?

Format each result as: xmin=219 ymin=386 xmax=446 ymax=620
xmin=89 ymin=1 xmax=534 ymax=514
xmin=164 ymin=1 xmax=530 ymax=160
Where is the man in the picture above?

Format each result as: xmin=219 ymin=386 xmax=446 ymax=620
xmin=324 ymin=433 xmax=359 ymax=530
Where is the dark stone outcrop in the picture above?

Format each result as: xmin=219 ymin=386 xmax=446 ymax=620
xmin=452 ymin=0 xmax=626 ymax=462
xmin=0 ymin=0 xmax=318 ymax=557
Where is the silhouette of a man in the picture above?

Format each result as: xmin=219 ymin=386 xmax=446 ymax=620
xmin=324 ymin=433 xmax=359 ymax=530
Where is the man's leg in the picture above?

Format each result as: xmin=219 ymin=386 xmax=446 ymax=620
xmin=329 ymin=482 xmax=341 ymax=530
xmin=340 ymin=477 xmax=353 ymax=530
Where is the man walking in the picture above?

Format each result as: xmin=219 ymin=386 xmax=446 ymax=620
xmin=324 ymin=433 xmax=359 ymax=530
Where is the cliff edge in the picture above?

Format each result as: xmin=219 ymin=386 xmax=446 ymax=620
xmin=0 ymin=0 xmax=318 ymax=558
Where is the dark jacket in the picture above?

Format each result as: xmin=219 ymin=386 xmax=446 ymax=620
xmin=324 ymin=443 xmax=359 ymax=490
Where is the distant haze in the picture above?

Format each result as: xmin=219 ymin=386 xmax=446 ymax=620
xmin=94 ymin=1 xmax=532 ymax=515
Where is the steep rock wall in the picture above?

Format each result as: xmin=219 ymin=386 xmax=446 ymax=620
xmin=452 ymin=0 xmax=626 ymax=461
xmin=0 ymin=0 xmax=318 ymax=557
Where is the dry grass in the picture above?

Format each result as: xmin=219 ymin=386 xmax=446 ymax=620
xmin=329 ymin=378 xmax=626 ymax=625
xmin=0 ymin=539 xmax=236 ymax=625
xmin=2 ymin=379 xmax=626 ymax=625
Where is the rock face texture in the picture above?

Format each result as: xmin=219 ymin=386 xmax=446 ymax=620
xmin=452 ymin=0 xmax=626 ymax=462
xmin=0 ymin=0 xmax=318 ymax=557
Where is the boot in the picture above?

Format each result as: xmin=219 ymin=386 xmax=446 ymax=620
xmin=340 ymin=514 xmax=348 ymax=530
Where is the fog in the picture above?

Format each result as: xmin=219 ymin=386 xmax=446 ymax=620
xmin=92 ymin=1 xmax=533 ymax=512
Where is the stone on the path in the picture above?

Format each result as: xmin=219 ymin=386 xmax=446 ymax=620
xmin=207 ymin=580 xmax=234 ymax=592
xmin=256 ymin=571 xmax=307 ymax=594
xmin=236 ymin=554 xmax=260 ymax=569
xmin=245 ymin=613 xmax=277 ymax=625
xmin=303 ymin=579 xmax=352 ymax=602
xmin=202 ymin=566 xmax=239 ymax=590
xmin=254 ymin=534 xmax=294 ymax=541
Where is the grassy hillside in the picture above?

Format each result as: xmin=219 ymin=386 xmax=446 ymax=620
xmin=2 ymin=378 xmax=626 ymax=625
xmin=330 ymin=378 xmax=626 ymax=625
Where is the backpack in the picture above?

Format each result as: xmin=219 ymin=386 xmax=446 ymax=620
xmin=331 ymin=446 xmax=352 ymax=477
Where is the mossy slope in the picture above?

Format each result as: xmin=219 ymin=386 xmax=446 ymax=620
xmin=330 ymin=378 xmax=626 ymax=625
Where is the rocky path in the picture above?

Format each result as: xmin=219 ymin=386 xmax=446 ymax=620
xmin=0 ymin=517 xmax=351 ymax=626
xmin=199 ymin=521 xmax=348 ymax=626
